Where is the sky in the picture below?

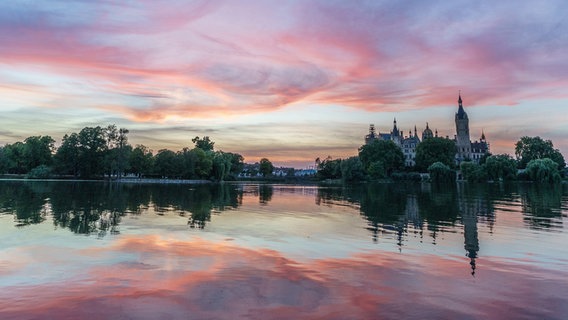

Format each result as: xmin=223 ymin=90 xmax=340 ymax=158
xmin=1 ymin=0 xmax=567 ymax=168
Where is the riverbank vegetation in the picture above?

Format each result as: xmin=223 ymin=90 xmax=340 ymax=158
xmin=0 ymin=125 xmax=565 ymax=184
xmin=316 ymin=136 xmax=566 ymax=184
xmin=0 ymin=125 xmax=245 ymax=181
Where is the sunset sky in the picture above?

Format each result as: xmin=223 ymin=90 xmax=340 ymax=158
xmin=1 ymin=0 xmax=567 ymax=168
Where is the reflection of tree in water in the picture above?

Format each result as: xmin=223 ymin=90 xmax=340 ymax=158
xmin=0 ymin=181 xmax=242 ymax=235
xmin=357 ymin=183 xmax=408 ymax=243
xmin=49 ymin=182 xmax=130 ymax=237
xmin=519 ymin=183 xmax=565 ymax=230
xmin=417 ymin=184 xmax=459 ymax=235
xmin=316 ymin=183 xmax=414 ymax=244
xmin=0 ymin=181 xmax=50 ymax=226
xmin=148 ymin=183 xmax=242 ymax=229
xmin=314 ymin=186 xmax=352 ymax=207
xmin=258 ymin=185 xmax=273 ymax=205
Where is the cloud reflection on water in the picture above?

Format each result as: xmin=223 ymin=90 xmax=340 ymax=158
xmin=1 ymin=235 xmax=567 ymax=320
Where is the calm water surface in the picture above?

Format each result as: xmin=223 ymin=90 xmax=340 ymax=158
xmin=0 ymin=180 xmax=567 ymax=319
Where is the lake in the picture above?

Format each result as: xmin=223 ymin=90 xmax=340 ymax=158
xmin=1 ymin=180 xmax=567 ymax=319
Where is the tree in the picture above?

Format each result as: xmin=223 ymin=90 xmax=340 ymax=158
xmin=428 ymin=162 xmax=456 ymax=183
xmin=128 ymin=145 xmax=154 ymax=177
xmin=22 ymin=136 xmax=55 ymax=171
xmin=190 ymin=148 xmax=213 ymax=178
xmin=192 ymin=136 xmax=215 ymax=152
xmin=76 ymin=126 xmax=108 ymax=178
xmin=176 ymin=147 xmax=196 ymax=179
xmin=212 ymin=151 xmax=232 ymax=181
xmin=316 ymin=156 xmax=342 ymax=179
xmin=525 ymin=158 xmax=561 ymax=183
xmin=104 ymin=127 xmax=130 ymax=178
xmin=340 ymin=156 xmax=365 ymax=182
xmin=460 ymin=162 xmax=488 ymax=182
xmin=0 ymin=146 xmax=8 ymax=173
xmin=515 ymin=136 xmax=565 ymax=169
xmin=26 ymin=165 xmax=52 ymax=179
xmin=259 ymin=158 xmax=274 ymax=177
xmin=54 ymin=133 xmax=81 ymax=177
xmin=415 ymin=137 xmax=457 ymax=171
xmin=358 ymin=140 xmax=404 ymax=176
xmin=227 ymin=153 xmax=244 ymax=178
xmin=154 ymin=149 xmax=179 ymax=178
xmin=485 ymin=154 xmax=517 ymax=181
xmin=1 ymin=142 xmax=26 ymax=174
xmin=367 ymin=161 xmax=386 ymax=179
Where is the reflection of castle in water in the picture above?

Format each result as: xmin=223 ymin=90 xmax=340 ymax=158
xmin=316 ymin=183 xmax=499 ymax=275
xmin=2 ymin=181 xmax=565 ymax=276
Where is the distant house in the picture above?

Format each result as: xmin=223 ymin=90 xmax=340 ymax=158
xmin=294 ymin=169 xmax=316 ymax=177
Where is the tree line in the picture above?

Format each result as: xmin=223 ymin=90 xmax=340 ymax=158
xmin=0 ymin=125 xmax=247 ymax=181
xmin=316 ymin=136 xmax=566 ymax=183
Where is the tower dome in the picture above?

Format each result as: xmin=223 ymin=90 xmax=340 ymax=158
xmin=422 ymin=122 xmax=433 ymax=140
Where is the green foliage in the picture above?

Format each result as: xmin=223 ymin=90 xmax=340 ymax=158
xmin=53 ymin=133 xmax=81 ymax=176
xmin=26 ymin=165 xmax=52 ymax=179
xmin=154 ymin=149 xmax=179 ymax=178
xmin=192 ymin=136 xmax=215 ymax=152
xmin=485 ymin=154 xmax=517 ymax=181
xmin=212 ymin=151 xmax=232 ymax=181
xmin=75 ymin=126 xmax=108 ymax=178
xmin=259 ymin=158 xmax=274 ymax=177
xmin=0 ymin=147 xmax=8 ymax=173
xmin=103 ymin=126 xmax=131 ymax=178
xmin=515 ymin=136 xmax=565 ymax=169
xmin=227 ymin=153 xmax=244 ymax=178
xmin=415 ymin=137 xmax=457 ymax=171
xmin=460 ymin=162 xmax=488 ymax=182
xmin=22 ymin=136 xmax=55 ymax=171
xmin=1 ymin=142 xmax=26 ymax=174
xmin=316 ymin=157 xmax=342 ymax=180
xmin=525 ymin=158 xmax=561 ymax=183
xmin=340 ymin=156 xmax=365 ymax=182
xmin=191 ymin=148 xmax=213 ymax=178
xmin=128 ymin=145 xmax=154 ymax=177
xmin=175 ymin=147 xmax=196 ymax=179
xmin=3 ymin=130 xmax=245 ymax=181
xmin=428 ymin=162 xmax=456 ymax=183
xmin=358 ymin=140 xmax=404 ymax=176
xmin=367 ymin=161 xmax=386 ymax=179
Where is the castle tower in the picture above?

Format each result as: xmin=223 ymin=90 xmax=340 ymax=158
xmin=391 ymin=118 xmax=401 ymax=146
xmin=455 ymin=93 xmax=471 ymax=162
xmin=422 ymin=122 xmax=433 ymax=140
xmin=365 ymin=124 xmax=378 ymax=145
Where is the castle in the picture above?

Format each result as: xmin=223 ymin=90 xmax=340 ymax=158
xmin=364 ymin=94 xmax=489 ymax=166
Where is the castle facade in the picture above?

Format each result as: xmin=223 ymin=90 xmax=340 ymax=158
xmin=364 ymin=94 xmax=489 ymax=166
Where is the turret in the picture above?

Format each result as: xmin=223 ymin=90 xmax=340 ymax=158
xmin=365 ymin=124 xmax=378 ymax=145
xmin=455 ymin=92 xmax=471 ymax=162
xmin=392 ymin=118 xmax=399 ymax=137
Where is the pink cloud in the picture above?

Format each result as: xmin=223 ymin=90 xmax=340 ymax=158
xmin=1 ymin=1 xmax=568 ymax=163
xmin=1 ymin=236 xmax=567 ymax=319
xmin=4 ymin=1 xmax=568 ymax=119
